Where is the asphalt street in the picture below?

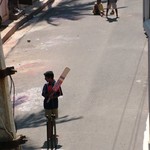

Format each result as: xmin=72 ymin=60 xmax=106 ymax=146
xmin=3 ymin=0 xmax=149 ymax=149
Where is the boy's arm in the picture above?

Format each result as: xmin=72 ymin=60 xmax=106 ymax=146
xmin=42 ymin=84 xmax=49 ymax=98
xmin=49 ymin=87 xmax=63 ymax=99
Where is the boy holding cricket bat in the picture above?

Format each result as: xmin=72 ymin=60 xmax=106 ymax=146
xmin=42 ymin=71 xmax=63 ymax=118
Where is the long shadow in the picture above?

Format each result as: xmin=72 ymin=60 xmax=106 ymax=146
xmin=56 ymin=115 xmax=83 ymax=124
xmin=16 ymin=112 xmax=83 ymax=149
xmin=22 ymin=140 xmax=63 ymax=150
xmin=15 ymin=111 xmax=83 ymax=130
xmin=15 ymin=110 xmax=46 ymax=130
xmin=21 ymin=145 xmax=39 ymax=150
xmin=17 ymin=0 xmax=95 ymax=32
xmin=118 ymin=6 xmax=128 ymax=9
xmin=19 ymin=1 xmax=128 ymax=28
xmin=37 ymin=0 xmax=95 ymax=25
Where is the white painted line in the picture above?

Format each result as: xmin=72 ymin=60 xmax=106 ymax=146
xmin=143 ymin=114 xmax=149 ymax=150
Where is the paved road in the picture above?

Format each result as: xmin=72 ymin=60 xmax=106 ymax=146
xmin=4 ymin=0 xmax=148 ymax=149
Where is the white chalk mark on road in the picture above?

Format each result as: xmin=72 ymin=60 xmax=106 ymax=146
xmin=15 ymin=87 xmax=43 ymax=112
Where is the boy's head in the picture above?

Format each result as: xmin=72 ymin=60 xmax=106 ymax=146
xmin=97 ymin=0 xmax=101 ymax=4
xmin=44 ymin=71 xmax=54 ymax=82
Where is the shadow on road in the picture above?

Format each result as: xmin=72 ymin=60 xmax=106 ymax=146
xmin=41 ymin=0 xmax=95 ymax=25
xmin=16 ymin=112 xmax=83 ymax=149
xmin=56 ymin=115 xmax=83 ymax=124
xmin=18 ymin=0 xmax=128 ymax=30
xmin=42 ymin=141 xmax=62 ymax=149
xmin=15 ymin=110 xmax=46 ymax=129
xmin=18 ymin=0 xmax=95 ymax=31
xmin=106 ymin=17 xmax=118 ymax=23
xmin=15 ymin=111 xmax=83 ymax=130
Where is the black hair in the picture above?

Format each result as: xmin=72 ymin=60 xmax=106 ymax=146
xmin=44 ymin=71 xmax=54 ymax=79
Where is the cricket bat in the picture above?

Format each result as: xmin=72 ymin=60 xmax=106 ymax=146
xmin=47 ymin=67 xmax=70 ymax=102
xmin=53 ymin=67 xmax=70 ymax=92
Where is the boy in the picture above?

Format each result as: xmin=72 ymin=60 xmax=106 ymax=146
xmin=106 ymin=0 xmax=118 ymax=18
xmin=93 ymin=0 xmax=104 ymax=16
xmin=42 ymin=71 xmax=63 ymax=119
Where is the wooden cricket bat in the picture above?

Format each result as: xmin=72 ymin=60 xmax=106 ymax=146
xmin=53 ymin=67 xmax=70 ymax=92
xmin=47 ymin=67 xmax=70 ymax=103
